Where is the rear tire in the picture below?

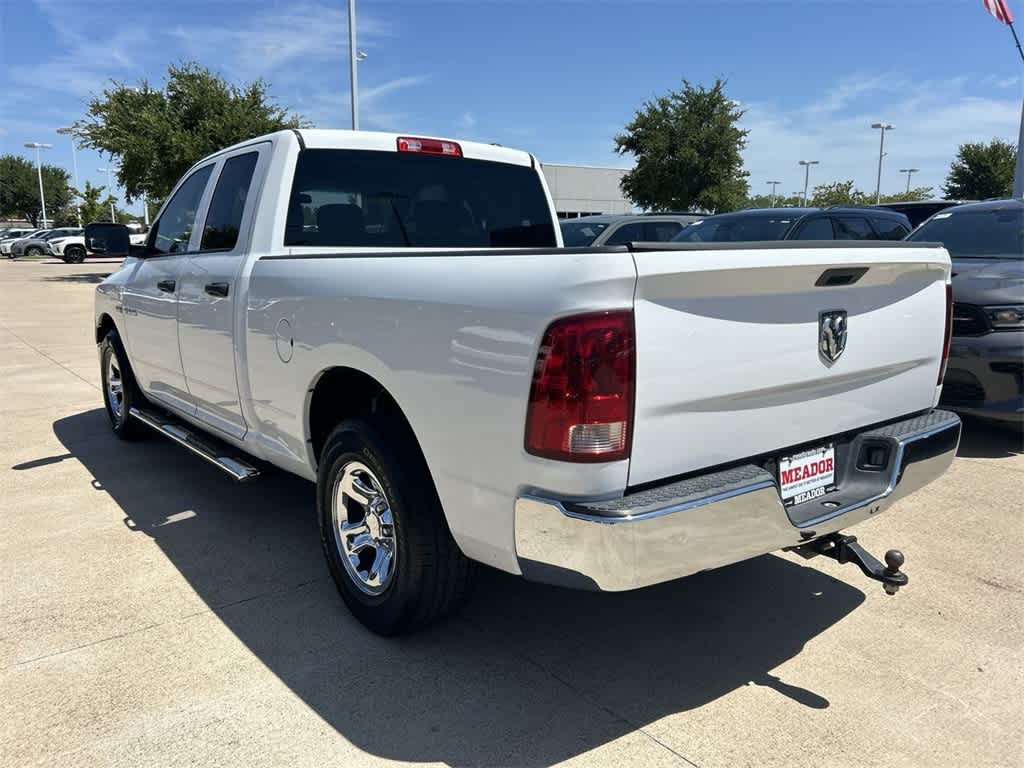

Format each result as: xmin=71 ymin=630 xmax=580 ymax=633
xmin=25 ymin=245 xmax=43 ymax=257
xmin=99 ymin=329 xmax=145 ymax=440
xmin=317 ymin=417 xmax=475 ymax=635
xmin=64 ymin=245 xmax=86 ymax=264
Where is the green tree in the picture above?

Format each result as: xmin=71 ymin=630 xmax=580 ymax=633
xmin=877 ymin=186 xmax=934 ymax=203
xmin=72 ymin=62 xmax=306 ymax=202
xmin=0 ymin=155 xmax=74 ymax=226
xmin=615 ymin=79 xmax=750 ymax=213
xmin=810 ymin=180 xmax=870 ymax=207
xmin=943 ymin=139 xmax=1017 ymax=199
xmin=74 ymin=180 xmax=118 ymax=224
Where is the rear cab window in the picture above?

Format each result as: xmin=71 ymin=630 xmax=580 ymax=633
xmin=285 ymin=149 xmax=556 ymax=248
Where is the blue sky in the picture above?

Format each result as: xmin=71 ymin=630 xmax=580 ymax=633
xmin=1 ymin=0 xmax=1022 ymax=214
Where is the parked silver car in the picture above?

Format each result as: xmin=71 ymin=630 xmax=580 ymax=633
xmin=9 ymin=228 xmax=83 ymax=258
xmin=1 ymin=229 xmax=48 ymax=257
xmin=559 ymin=213 xmax=701 ymax=247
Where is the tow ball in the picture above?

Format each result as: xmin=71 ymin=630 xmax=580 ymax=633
xmin=795 ymin=533 xmax=908 ymax=595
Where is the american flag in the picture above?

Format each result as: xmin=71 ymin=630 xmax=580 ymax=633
xmin=982 ymin=0 xmax=1015 ymax=24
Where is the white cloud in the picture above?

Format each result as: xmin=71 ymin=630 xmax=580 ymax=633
xmin=167 ymin=2 xmax=395 ymax=84
xmin=740 ymin=75 xmax=1021 ymax=196
xmin=8 ymin=0 xmax=149 ymax=100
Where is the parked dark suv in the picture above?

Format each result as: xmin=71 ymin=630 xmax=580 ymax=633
xmin=907 ymin=199 xmax=1023 ymax=427
xmin=672 ymin=206 xmax=913 ymax=243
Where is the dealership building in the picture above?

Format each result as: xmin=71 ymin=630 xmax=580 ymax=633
xmin=541 ymin=163 xmax=634 ymax=219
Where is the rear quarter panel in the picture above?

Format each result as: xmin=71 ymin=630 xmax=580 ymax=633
xmin=245 ymin=250 xmax=636 ymax=573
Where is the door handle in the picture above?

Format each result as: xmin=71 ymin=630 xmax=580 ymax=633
xmin=157 ymin=279 xmax=176 ymax=293
xmin=204 ymin=282 xmax=230 ymax=298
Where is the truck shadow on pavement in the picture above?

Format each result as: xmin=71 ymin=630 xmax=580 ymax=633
xmin=51 ymin=408 xmax=863 ymax=766
xmin=955 ymin=417 xmax=1023 ymax=459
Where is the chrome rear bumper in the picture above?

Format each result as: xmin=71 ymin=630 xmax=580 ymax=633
xmin=514 ymin=410 xmax=961 ymax=591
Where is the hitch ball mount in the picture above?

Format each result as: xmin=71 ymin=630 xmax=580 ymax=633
xmin=794 ymin=533 xmax=908 ymax=595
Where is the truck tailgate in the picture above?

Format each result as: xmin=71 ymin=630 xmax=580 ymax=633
xmin=628 ymin=243 xmax=950 ymax=486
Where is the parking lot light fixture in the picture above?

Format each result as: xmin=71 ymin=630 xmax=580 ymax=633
xmin=767 ymin=180 xmax=782 ymax=208
xmin=798 ymin=160 xmax=819 ymax=206
xmin=899 ymin=167 xmax=920 ymax=195
xmin=96 ymin=167 xmax=118 ymax=222
xmin=871 ymin=123 xmax=894 ymax=204
xmin=57 ymin=128 xmax=82 ymax=227
xmin=24 ymin=142 xmax=53 ymax=228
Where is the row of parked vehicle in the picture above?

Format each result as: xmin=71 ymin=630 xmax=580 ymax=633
xmin=0 ymin=227 xmax=86 ymax=261
xmin=558 ymin=201 xmax=964 ymax=249
xmin=0 ymin=224 xmax=148 ymax=262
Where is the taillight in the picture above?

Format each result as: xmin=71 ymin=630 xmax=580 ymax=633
xmin=938 ymin=282 xmax=952 ymax=385
xmin=525 ymin=310 xmax=635 ymax=462
xmin=396 ymin=136 xmax=462 ymax=157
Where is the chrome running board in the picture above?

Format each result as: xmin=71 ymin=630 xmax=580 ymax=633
xmin=129 ymin=406 xmax=260 ymax=482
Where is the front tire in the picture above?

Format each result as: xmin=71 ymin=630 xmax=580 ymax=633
xmin=99 ymin=329 xmax=144 ymax=439
xmin=317 ymin=418 xmax=475 ymax=635
xmin=25 ymin=245 xmax=43 ymax=257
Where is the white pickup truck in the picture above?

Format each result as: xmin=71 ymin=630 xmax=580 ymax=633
xmin=93 ymin=129 xmax=961 ymax=634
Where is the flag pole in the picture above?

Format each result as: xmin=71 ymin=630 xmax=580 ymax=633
xmin=1009 ymin=19 xmax=1024 ymax=62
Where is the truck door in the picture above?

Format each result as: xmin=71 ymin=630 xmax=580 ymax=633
xmin=121 ymin=164 xmax=215 ymax=416
xmin=176 ymin=146 xmax=265 ymax=440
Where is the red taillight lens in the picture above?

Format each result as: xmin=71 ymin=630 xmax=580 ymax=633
xmin=396 ymin=136 xmax=462 ymax=157
xmin=525 ymin=310 xmax=635 ymax=462
xmin=938 ymin=283 xmax=952 ymax=385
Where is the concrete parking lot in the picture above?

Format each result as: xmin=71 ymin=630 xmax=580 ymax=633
xmin=1 ymin=259 xmax=1021 ymax=768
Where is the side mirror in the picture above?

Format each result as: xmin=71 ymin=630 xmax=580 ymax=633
xmin=85 ymin=222 xmax=131 ymax=258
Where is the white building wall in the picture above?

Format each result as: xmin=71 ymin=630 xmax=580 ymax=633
xmin=541 ymin=164 xmax=634 ymax=217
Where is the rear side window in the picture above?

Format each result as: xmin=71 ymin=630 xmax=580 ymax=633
xmin=286 ymin=149 xmax=556 ymax=248
xmin=604 ymin=222 xmax=646 ymax=245
xmin=792 ymin=217 xmax=834 ymax=240
xmin=834 ymin=217 xmax=874 ymax=240
xmin=201 ymin=152 xmax=259 ymax=251
xmin=643 ymin=221 xmax=683 ymax=241
xmin=872 ymin=217 xmax=909 ymax=240
xmin=149 ymin=165 xmax=214 ymax=255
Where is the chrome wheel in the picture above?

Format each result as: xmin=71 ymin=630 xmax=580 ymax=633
xmin=106 ymin=351 xmax=124 ymax=421
xmin=332 ymin=461 xmax=398 ymax=595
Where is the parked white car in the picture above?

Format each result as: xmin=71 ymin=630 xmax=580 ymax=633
xmin=50 ymin=227 xmax=146 ymax=263
xmin=93 ymin=129 xmax=960 ymax=634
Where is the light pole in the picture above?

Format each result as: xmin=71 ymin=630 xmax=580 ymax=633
xmin=798 ymin=160 xmax=819 ymax=206
xmin=871 ymin=122 xmax=894 ymax=204
xmin=96 ymin=166 xmax=118 ymax=222
xmin=57 ymin=128 xmax=82 ymax=227
xmin=767 ymin=180 xmax=782 ymax=208
xmin=347 ymin=0 xmax=367 ymax=129
xmin=899 ymin=167 xmax=919 ymax=195
xmin=24 ymin=142 xmax=53 ymax=228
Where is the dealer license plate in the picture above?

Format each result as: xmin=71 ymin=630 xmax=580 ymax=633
xmin=778 ymin=444 xmax=836 ymax=507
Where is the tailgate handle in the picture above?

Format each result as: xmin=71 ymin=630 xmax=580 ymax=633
xmin=815 ymin=267 xmax=868 ymax=287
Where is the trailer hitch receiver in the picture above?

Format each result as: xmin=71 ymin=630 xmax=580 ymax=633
xmin=797 ymin=533 xmax=908 ymax=594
